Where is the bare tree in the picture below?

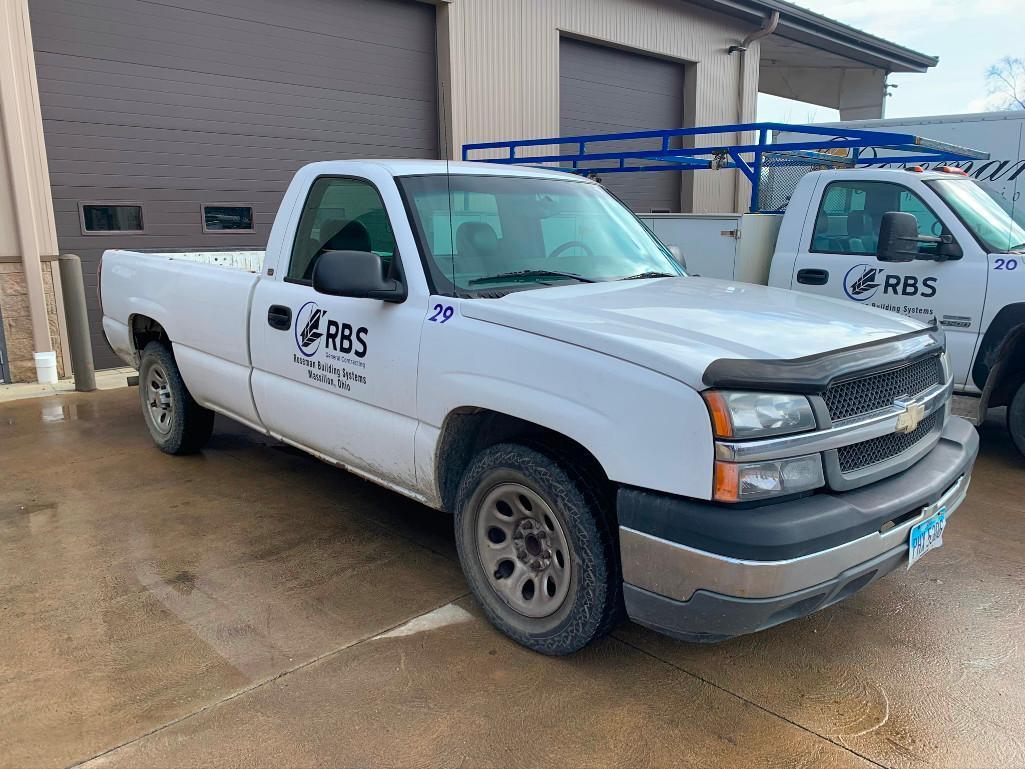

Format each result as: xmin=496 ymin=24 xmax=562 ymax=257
xmin=986 ymin=57 xmax=1025 ymax=111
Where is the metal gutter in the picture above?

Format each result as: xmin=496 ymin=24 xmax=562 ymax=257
xmin=688 ymin=0 xmax=938 ymax=73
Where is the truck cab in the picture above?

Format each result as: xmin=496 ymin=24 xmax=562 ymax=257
xmin=768 ymin=167 xmax=1025 ymax=452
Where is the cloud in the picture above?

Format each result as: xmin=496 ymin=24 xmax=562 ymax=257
xmin=794 ymin=0 xmax=1017 ymax=44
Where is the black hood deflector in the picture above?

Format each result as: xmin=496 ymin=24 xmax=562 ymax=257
xmin=702 ymin=323 xmax=944 ymax=393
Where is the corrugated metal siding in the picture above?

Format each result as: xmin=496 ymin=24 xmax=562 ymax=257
xmin=0 ymin=300 xmax=9 ymax=384
xmin=559 ymin=37 xmax=683 ymax=213
xmin=445 ymin=0 xmax=757 ymax=214
xmin=30 ymin=0 xmax=437 ymax=368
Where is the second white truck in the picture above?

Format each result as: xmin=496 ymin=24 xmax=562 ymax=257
xmin=642 ymin=166 xmax=1025 ymax=454
xmin=100 ymin=159 xmax=977 ymax=654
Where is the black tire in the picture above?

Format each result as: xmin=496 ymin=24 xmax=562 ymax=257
xmin=138 ymin=341 xmax=214 ymax=454
xmin=1007 ymin=380 xmax=1025 ymax=458
xmin=454 ymin=443 xmax=622 ymax=655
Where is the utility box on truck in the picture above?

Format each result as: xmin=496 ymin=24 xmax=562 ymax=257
xmin=637 ymin=213 xmax=782 ymax=283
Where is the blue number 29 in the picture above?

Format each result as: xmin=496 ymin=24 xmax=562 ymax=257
xmin=429 ymin=304 xmax=455 ymax=323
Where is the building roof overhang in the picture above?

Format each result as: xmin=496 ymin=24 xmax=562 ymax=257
xmin=689 ymin=0 xmax=937 ymax=73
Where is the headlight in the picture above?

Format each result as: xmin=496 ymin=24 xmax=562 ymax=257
xmin=714 ymin=454 xmax=824 ymax=502
xmin=703 ymin=390 xmax=817 ymax=439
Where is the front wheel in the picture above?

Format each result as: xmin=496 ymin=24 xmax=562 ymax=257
xmin=454 ymin=443 xmax=622 ymax=655
xmin=1006 ymin=380 xmax=1025 ymax=458
xmin=138 ymin=341 xmax=214 ymax=454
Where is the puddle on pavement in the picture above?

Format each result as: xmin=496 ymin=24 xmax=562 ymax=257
xmin=37 ymin=400 xmax=103 ymax=423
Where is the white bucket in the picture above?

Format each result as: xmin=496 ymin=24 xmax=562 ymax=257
xmin=34 ymin=351 xmax=58 ymax=384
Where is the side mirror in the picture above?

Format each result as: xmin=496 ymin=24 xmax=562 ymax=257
xmin=667 ymin=245 xmax=687 ymax=271
xmin=935 ymin=236 xmax=963 ymax=261
xmin=312 ymin=250 xmax=406 ymax=303
xmin=876 ymin=212 xmax=919 ymax=263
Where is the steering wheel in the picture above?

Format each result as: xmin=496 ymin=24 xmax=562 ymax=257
xmin=549 ymin=240 xmax=595 ymax=259
xmin=931 ymin=219 xmax=943 ymax=236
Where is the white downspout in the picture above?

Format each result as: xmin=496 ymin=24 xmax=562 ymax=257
xmin=733 ymin=10 xmax=780 ymax=212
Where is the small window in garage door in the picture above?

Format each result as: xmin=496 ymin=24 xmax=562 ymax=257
xmin=79 ymin=203 xmax=145 ymax=234
xmin=287 ymin=177 xmax=396 ymax=283
xmin=202 ymin=205 xmax=255 ymax=233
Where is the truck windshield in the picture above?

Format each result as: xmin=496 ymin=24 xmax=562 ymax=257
xmin=926 ymin=178 xmax=1025 ymax=253
xmin=397 ymin=174 xmax=682 ymax=295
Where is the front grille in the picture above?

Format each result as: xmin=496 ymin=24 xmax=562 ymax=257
xmin=824 ymin=355 xmax=943 ymax=422
xmin=837 ymin=410 xmax=941 ymax=473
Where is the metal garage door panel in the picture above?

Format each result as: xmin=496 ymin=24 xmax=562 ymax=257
xmin=30 ymin=0 xmax=437 ymax=368
xmin=559 ymin=38 xmax=684 ymax=214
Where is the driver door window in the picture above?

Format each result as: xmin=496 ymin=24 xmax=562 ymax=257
xmin=287 ymin=177 xmax=396 ymax=283
xmin=811 ymin=181 xmax=942 ymax=257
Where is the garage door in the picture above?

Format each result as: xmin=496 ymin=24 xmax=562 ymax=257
xmin=30 ymin=0 xmax=438 ymax=368
xmin=559 ymin=38 xmax=684 ymax=214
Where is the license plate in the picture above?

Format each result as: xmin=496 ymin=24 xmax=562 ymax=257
xmin=908 ymin=511 xmax=946 ymax=569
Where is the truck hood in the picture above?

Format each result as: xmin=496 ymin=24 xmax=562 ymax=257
xmin=459 ymin=277 xmax=927 ymax=389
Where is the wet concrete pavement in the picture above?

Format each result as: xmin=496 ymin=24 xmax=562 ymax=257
xmin=1 ymin=389 xmax=1023 ymax=768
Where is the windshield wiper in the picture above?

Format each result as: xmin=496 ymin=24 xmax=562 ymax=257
xmin=618 ymin=271 xmax=677 ymax=280
xmin=468 ymin=269 xmax=597 ymax=286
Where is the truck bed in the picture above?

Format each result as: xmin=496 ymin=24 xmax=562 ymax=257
xmin=100 ymin=247 xmax=265 ymax=427
xmin=114 ymin=249 xmax=266 ymax=272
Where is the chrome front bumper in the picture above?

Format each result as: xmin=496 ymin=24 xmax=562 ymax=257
xmin=619 ymin=415 xmax=979 ymax=642
xmin=621 ymin=471 xmax=969 ymax=602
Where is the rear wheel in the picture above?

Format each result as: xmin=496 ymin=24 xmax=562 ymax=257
xmin=1006 ymin=380 xmax=1025 ymax=458
xmin=454 ymin=443 xmax=621 ymax=655
xmin=138 ymin=342 xmax=214 ymax=454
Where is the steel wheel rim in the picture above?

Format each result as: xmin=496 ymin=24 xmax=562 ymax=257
xmin=145 ymin=363 xmax=173 ymax=435
xmin=474 ymin=482 xmax=572 ymax=619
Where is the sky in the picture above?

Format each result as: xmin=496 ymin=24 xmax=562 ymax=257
xmin=756 ymin=0 xmax=1022 ymax=123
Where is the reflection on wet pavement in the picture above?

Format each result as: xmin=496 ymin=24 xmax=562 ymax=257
xmin=1 ymin=389 xmax=1023 ymax=768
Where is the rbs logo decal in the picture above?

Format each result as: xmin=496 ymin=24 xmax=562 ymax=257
xmin=294 ymin=301 xmax=368 ymax=359
xmin=842 ymin=264 xmax=937 ymax=303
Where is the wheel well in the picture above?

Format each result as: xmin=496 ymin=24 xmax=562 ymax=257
xmin=435 ymin=408 xmax=613 ymax=515
xmin=130 ymin=315 xmax=170 ymax=361
xmin=983 ymin=325 xmax=1025 ymax=409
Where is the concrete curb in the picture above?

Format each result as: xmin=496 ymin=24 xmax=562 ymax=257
xmin=0 ymin=366 xmax=136 ymax=404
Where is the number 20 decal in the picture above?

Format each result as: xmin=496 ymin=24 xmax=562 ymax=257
xmin=429 ymin=303 xmax=455 ymax=323
xmin=995 ymin=258 xmax=1018 ymax=271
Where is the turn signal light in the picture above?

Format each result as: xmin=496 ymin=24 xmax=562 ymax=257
xmin=704 ymin=391 xmax=733 ymax=438
xmin=713 ymin=462 xmax=741 ymax=502
xmin=713 ymin=455 xmax=825 ymax=503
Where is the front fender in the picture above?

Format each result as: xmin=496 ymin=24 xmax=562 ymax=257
xmin=417 ymin=316 xmax=714 ymax=499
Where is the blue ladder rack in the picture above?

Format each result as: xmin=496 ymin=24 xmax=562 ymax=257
xmin=461 ymin=122 xmax=989 ymax=213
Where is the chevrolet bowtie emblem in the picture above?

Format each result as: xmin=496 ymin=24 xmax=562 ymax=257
xmin=895 ymin=401 xmax=926 ymax=434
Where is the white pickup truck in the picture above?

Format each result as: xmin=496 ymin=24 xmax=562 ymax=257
xmin=642 ymin=166 xmax=1025 ymax=454
xmin=100 ymin=160 xmax=978 ymax=655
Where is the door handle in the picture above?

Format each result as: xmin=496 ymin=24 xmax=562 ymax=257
xmin=267 ymin=304 xmax=292 ymax=330
xmin=797 ymin=268 xmax=829 ymax=286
